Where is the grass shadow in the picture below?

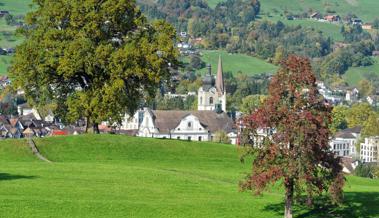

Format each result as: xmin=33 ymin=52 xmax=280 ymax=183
xmin=263 ymin=192 xmax=379 ymax=218
xmin=0 ymin=173 xmax=36 ymax=181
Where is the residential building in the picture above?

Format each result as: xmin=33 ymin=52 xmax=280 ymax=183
xmin=137 ymin=109 xmax=237 ymax=144
xmin=360 ymin=137 xmax=379 ymax=163
xmin=330 ymin=126 xmax=361 ymax=158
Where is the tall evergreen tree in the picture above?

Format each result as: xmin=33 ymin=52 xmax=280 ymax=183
xmin=241 ymin=56 xmax=344 ymax=218
xmin=10 ymin=0 xmax=178 ymax=132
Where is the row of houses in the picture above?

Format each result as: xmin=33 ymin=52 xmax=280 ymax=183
xmin=317 ymin=82 xmax=379 ymax=107
xmin=309 ymin=12 xmax=363 ymax=26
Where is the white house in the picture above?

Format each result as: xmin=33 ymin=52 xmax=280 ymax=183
xmin=330 ymin=126 xmax=361 ymax=158
xmin=137 ymin=109 xmax=237 ymax=144
xmin=121 ymin=109 xmax=144 ymax=130
xmin=360 ymin=137 xmax=379 ymax=163
xmin=346 ymin=88 xmax=359 ymax=103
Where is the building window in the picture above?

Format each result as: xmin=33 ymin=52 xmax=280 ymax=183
xmin=198 ymin=136 xmax=202 ymax=141
xmin=188 ymin=136 xmax=191 ymax=141
xmin=177 ymin=136 xmax=180 ymax=140
xmin=188 ymin=122 xmax=192 ymax=128
xmin=209 ymin=97 xmax=214 ymax=104
xmin=200 ymin=97 xmax=203 ymax=105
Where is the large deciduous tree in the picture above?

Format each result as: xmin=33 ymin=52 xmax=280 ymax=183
xmin=241 ymin=56 xmax=344 ymax=218
xmin=10 ymin=0 xmax=178 ymax=132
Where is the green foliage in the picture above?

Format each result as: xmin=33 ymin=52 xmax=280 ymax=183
xmin=346 ymin=103 xmax=375 ymax=128
xmin=355 ymin=163 xmax=378 ymax=179
xmin=4 ymin=14 xmax=16 ymax=26
xmin=361 ymin=113 xmax=379 ymax=138
xmin=189 ymin=54 xmax=206 ymax=70
xmin=240 ymin=95 xmax=265 ymax=115
xmin=10 ymin=0 xmax=178 ymax=129
xmin=330 ymin=106 xmax=349 ymax=134
xmin=213 ymin=130 xmax=231 ymax=144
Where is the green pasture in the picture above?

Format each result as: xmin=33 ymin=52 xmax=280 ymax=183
xmin=0 ymin=134 xmax=378 ymax=218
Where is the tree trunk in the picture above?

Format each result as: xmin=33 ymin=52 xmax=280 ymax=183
xmin=284 ymin=177 xmax=294 ymax=218
xmin=93 ymin=123 xmax=100 ymax=134
xmin=85 ymin=116 xmax=90 ymax=133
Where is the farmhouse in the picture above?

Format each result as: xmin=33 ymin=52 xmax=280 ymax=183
xmin=324 ymin=15 xmax=340 ymax=22
xmin=0 ymin=10 xmax=9 ymax=17
xmin=137 ymin=109 xmax=237 ymax=144
xmin=362 ymin=23 xmax=373 ymax=30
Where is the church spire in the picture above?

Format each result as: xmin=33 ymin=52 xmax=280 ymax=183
xmin=216 ymin=55 xmax=224 ymax=94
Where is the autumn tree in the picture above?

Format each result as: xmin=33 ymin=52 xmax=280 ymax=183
xmin=10 ymin=0 xmax=178 ymax=132
xmin=241 ymin=56 xmax=344 ymax=218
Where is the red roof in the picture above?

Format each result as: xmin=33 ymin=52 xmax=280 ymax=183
xmin=51 ymin=130 xmax=69 ymax=136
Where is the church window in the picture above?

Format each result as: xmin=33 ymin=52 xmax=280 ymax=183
xmin=209 ymin=97 xmax=214 ymax=104
xmin=188 ymin=122 xmax=192 ymax=128
xmin=200 ymin=97 xmax=203 ymax=105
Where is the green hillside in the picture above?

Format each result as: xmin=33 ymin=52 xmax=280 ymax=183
xmin=0 ymin=134 xmax=378 ymax=218
xmin=343 ymin=56 xmax=379 ymax=86
xmin=207 ymin=0 xmax=379 ymax=22
xmin=198 ymin=50 xmax=278 ymax=75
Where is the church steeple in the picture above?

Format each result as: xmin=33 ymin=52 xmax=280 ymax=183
xmin=216 ymin=55 xmax=224 ymax=94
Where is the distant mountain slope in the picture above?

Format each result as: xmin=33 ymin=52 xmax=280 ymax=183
xmin=206 ymin=0 xmax=379 ymax=22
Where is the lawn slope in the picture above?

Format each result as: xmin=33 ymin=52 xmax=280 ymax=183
xmin=199 ymin=50 xmax=278 ymax=76
xmin=0 ymin=134 xmax=378 ymax=218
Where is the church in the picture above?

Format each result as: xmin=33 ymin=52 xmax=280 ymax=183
xmin=197 ymin=56 xmax=227 ymax=112
xmin=120 ymin=55 xmax=237 ymax=144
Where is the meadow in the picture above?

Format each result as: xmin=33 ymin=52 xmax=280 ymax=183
xmin=198 ymin=50 xmax=278 ymax=76
xmin=343 ymin=56 xmax=379 ymax=86
xmin=0 ymin=134 xmax=378 ymax=218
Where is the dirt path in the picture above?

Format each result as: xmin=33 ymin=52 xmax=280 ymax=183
xmin=27 ymin=138 xmax=52 ymax=163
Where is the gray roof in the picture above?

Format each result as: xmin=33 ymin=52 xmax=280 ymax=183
xmin=335 ymin=126 xmax=361 ymax=139
xmin=151 ymin=110 xmax=235 ymax=134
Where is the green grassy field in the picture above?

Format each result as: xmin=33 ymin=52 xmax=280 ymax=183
xmin=268 ymin=17 xmax=344 ymax=42
xmin=198 ymin=50 xmax=278 ymax=75
xmin=0 ymin=134 xmax=378 ymax=218
xmin=343 ymin=56 xmax=379 ymax=86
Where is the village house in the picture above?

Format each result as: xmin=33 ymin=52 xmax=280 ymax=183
xmin=0 ymin=10 xmax=9 ymax=17
xmin=345 ymin=88 xmax=359 ymax=103
xmin=324 ymin=15 xmax=340 ymax=23
xmin=362 ymin=23 xmax=373 ymax=30
xmin=309 ymin=12 xmax=320 ymax=20
xmin=351 ymin=18 xmax=363 ymax=25
xmin=360 ymin=137 xmax=379 ymax=163
xmin=330 ymin=126 xmax=361 ymax=158
xmin=137 ymin=109 xmax=237 ymax=144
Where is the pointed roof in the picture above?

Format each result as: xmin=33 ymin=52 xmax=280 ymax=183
xmin=216 ymin=55 xmax=224 ymax=94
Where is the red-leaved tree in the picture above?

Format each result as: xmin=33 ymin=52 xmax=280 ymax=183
xmin=240 ymin=56 xmax=344 ymax=218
